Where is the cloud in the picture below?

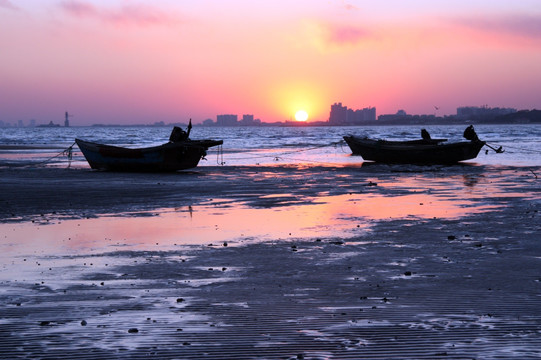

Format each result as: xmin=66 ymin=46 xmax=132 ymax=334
xmin=320 ymin=23 xmax=370 ymax=46
xmin=0 ymin=0 xmax=18 ymax=10
xmin=59 ymin=1 xmax=179 ymax=27
xmin=341 ymin=2 xmax=359 ymax=11
xmin=302 ymin=20 xmax=373 ymax=53
xmin=452 ymin=13 xmax=541 ymax=41
xmin=60 ymin=1 xmax=98 ymax=17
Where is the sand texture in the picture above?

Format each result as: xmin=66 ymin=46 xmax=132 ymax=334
xmin=1 ymin=164 xmax=541 ymax=359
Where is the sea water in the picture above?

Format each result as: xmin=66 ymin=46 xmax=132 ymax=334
xmin=0 ymin=124 xmax=540 ymax=168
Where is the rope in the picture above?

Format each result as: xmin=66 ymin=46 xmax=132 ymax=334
xmin=220 ymin=140 xmax=346 ymax=162
xmin=22 ymin=142 xmax=76 ymax=168
xmin=339 ymin=140 xmax=350 ymax=153
xmin=216 ymin=144 xmax=225 ymax=165
xmin=270 ymin=141 xmax=348 ymax=164
xmin=487 ymin=142 xmax=541 ymax=154
xmin=273 ymin=140 xmax=345 ymax=156
xmin=272 ymin=155 xmax=342 ymax=165
xmin=63 ymin=144 xmax=73 ymax=168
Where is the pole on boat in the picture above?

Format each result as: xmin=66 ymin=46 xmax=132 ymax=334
xmin=465 ymin=125 xmax=503 ymax=154
xmin=187 ymin=119 xmax=192 ymax=138
xmin=484 ymin=143 xmax=504 ymax=153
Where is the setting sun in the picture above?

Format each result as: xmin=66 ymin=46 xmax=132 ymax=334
xmin=295 ymin=110 xmax=309 ymax=122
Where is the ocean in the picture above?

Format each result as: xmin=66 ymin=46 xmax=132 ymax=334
xmin=0 ymin=124 xmax=540 ymax=168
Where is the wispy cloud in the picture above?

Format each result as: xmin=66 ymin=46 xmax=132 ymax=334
xmin=60 ymin=1 xmax=97 ymax=17
xmin=0 ymin=0 xmax=18 ymax=10
xmin=452 ymin=13 xmax=541 ymax=41
xmin=313 ymin=12 xmax=541 ymax=53
xmin=59 ymin=0 xmax=180 ymax=27
xmin=326 ymin=24 xmax=368 ymax=45
xmin=310 ymin=22 xmax=371 ymax=49
xmin=341 ymin=2 xmax=359 ymax=12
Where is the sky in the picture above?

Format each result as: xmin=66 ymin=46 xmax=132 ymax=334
xmin=1 ymin=0 xmax=541 ymax=125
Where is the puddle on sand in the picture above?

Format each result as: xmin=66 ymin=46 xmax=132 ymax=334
xmin=0 ymin=190 xmax=497 ymax=262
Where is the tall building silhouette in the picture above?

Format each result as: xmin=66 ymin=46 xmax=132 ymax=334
xmin=216 ymin=114 xmax=238 ymax=126
xmin=329 ymin=103 xmax=376 ymax=124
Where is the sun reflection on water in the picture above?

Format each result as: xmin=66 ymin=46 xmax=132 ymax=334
xmin=0 ymin=189 xmax=499 ymax=260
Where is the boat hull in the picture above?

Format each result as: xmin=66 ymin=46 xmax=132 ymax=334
xmin=75 ymin=139 xmax=223 ymax=172
xmin=343 ymin=136 xmax=485 ymax=164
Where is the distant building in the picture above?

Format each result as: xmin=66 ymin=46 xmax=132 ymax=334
xmin=202 ymin=118 xmax=215 ymax=126
xmin=64 ymin=112 xmax=71 ymax=127
xmin=456 ymin=106 xmax=516 ymax=119
xmin=38 ymin=121 xmax=60 ymax=127
xmin=378 ymin=110 xmax=438 ymax=124
xmin=378 ymin=110 xmax=410 ymax=122
xmin=240 ymin=114 xmax=254 ymax=125
xmin=239 ymin=114 xmax=261 ymax=125
xmin=329 ymin=102 xmax=376 ymax=125
xmin=329 ymin=103 xmax=348 ymax=125
xmin=216 ymin=114 xmax=238 ymax=126
xmin=348 ymin=107 xmax=376 ymax=123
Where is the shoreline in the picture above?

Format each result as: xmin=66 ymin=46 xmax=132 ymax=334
xmin=1 ymin=163 xmax=539 ymax=222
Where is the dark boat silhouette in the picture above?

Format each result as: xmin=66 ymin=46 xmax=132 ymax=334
xmin=76 ymin=121 xmax=222 ymax=171
xmin=343 ymin=126 xmax=487 ymax=164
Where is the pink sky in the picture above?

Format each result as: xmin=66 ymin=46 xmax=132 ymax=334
xmin=1 ymin=0 xmax=541 ymax=125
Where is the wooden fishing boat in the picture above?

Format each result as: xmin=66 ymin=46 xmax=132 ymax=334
xmin=343 ymin=126 xmax=487 ymax=164
xmin=76 ymin=123 xmax=223 ymax=171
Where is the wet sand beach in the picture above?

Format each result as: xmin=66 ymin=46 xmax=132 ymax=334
xmin=1 ymin=164 xmax=541 ymax=359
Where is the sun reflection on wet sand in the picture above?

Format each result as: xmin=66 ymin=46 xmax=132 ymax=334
xmin=0 ymin=189 xmax=499 ymax=261
xmin=330 ymin=193 xmax=498 ymax=220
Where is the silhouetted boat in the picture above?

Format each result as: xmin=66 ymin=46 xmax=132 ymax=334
xmin=343 ymin=126 xmax=487 ymax=164
xmin=76 ymin=122 xmax=222 ymax=171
